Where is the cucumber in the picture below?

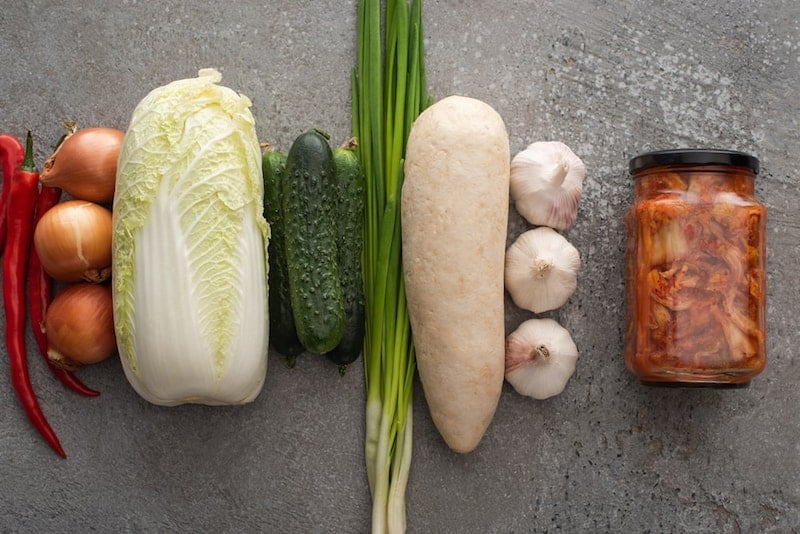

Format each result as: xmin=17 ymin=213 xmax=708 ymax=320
xmin=283 ymin=130 xmax=345 ymax=354
xmin=262 ymin=148 xmax=303 ymax=366
xmin=327 ymin=139 xmax=366 ymax=369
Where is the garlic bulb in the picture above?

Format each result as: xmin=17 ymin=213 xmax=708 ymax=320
xmin=504 ymin=227 xmax=580 ymax=313
xmin=510 ymin=141 xmax=586 ymax=230
xmin=505 ymin=318 xmax=578 ymax=400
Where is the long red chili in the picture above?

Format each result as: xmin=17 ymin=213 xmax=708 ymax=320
xmin=29 ymin=183 xmax=100 ymax=397
xmin=3 ymin=132 xmax=66 ymax=458
xmin=0 ymin=134 xmax=25 ymax=256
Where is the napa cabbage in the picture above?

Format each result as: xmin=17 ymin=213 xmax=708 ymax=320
xmin=112 ymin=68 xmax=270 ymax=406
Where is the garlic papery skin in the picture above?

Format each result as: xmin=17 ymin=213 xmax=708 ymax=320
xmin=504 ymin=227 xmax=580 ymax=313
xmin=510 ymin=141 xmax=586 ymax=230
xmin=505 ymin=318 xmax=579 ymax=400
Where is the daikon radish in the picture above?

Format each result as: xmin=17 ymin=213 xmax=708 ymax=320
xmin=402 ymin=95 xmax=510 ymax=453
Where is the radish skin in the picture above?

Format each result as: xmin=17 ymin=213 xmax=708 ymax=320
xmin=402 ymin=95 xmax=510 ymax=453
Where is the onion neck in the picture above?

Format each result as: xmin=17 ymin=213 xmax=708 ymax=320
xmin=47 ymin=349 xmax=82 ymax=372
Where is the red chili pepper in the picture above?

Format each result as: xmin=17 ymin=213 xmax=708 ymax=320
xmin=29 ymin=183 xmax=100 ymax=397
xmin=0 ymin=134 xmax=25 ymax=256
xmin=3 ymin=132 xmax=66 ymax=458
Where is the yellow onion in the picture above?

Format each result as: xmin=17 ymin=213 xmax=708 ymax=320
xmin=40 ymin=127 xmax=125 ymax=204
xmin=45 ymin=283 xmax=117 ymax=370
xmin=33 ymin=200 xmax=112 ymax=283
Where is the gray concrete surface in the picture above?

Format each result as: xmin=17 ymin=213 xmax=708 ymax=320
xmin=1 ymin=0 xmax=799 ymax=532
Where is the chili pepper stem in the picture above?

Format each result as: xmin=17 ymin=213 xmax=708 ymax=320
xmin=20 ymin=132 xmax=35 ymax=172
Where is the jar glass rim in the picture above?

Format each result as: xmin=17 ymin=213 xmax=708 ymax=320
xmin=629 ymin=149 xmax=760 ymax=175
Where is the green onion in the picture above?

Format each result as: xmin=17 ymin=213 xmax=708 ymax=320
xmin=352 ymin=0 xmax=429 ymax=531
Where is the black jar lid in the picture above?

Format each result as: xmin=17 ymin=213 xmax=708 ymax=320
xmin=629 ymin=148 xmax=760 ymax=175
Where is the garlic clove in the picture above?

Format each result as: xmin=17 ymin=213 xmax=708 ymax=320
xmin=510 ymin=141 xmax=586 ymax=230
xmin=504 ymin=227 xmax=580 ymax=313
xmin=505 ymin=318 xmax=579 ymax=400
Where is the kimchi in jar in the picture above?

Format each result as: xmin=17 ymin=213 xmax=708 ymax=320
xmin=624 ymin=149 xmax=766 ymax=387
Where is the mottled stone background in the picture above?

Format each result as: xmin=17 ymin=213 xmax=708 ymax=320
xmin=1 ymin=1 xmax=798 ymax=532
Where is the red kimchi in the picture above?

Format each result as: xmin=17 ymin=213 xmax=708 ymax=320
xmin=625 ymin=164 xmax=766 ymax=385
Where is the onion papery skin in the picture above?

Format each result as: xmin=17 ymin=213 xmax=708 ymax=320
xmin=33 ymin=200 xmax=113 ymax=283
xmin=45 ymin=283 xmax=117 ymax=370
xmin=40 ymin=127 xmax=125 ymax=204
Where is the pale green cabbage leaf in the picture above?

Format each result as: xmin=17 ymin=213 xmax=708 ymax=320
xmin=113 ymin=68 xmax=270 ymax=406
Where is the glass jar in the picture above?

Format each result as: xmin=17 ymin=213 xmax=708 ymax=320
xmin=624 ymin=149 xmax=767 ymax=387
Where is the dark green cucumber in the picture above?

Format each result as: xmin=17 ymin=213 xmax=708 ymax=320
xmin=327 ymin=139 xmax=366 ymax=368
xmin=283 ymin=130 xmax=345 ymax=354
xmin=262 ymin=148 xmax=304 ymax=365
